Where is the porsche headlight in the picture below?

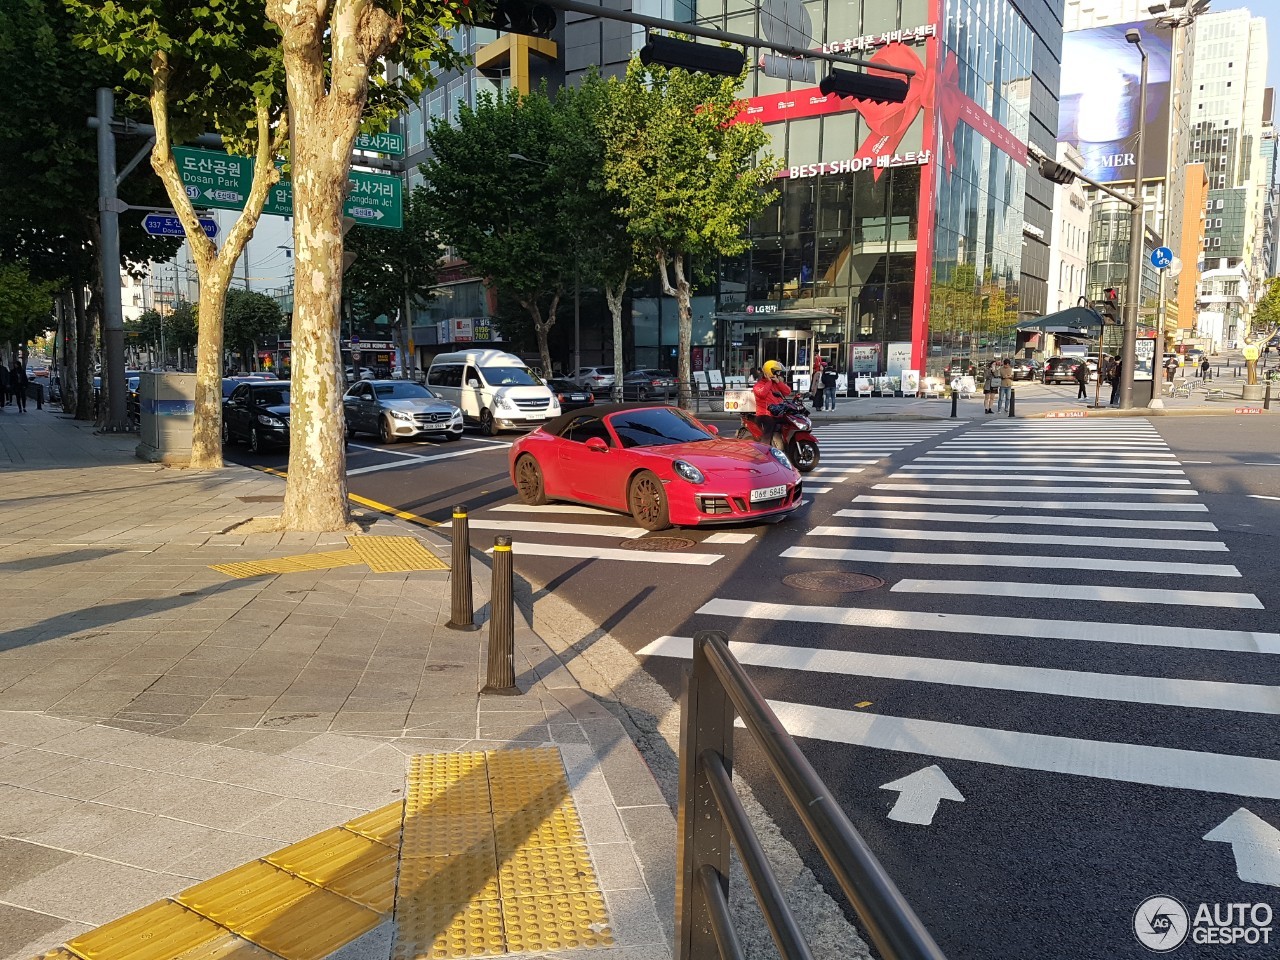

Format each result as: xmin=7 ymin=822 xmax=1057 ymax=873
xmin=768 ymin=448 xmax=792 ymax=469
xmin=673 ymin=460 xmax=705 ymax=484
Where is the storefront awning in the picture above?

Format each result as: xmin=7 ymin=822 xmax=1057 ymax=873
xmin=1014 ymin=305 xmax=1112 ymax=335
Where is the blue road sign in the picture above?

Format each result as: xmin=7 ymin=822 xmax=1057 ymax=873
xmin=142 ymin=214 xmax=219 ymax=239
xmin=1151 ymin=246 xmax=1174 ymax=270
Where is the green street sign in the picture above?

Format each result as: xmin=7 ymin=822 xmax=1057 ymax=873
xmin=354 ymin=131 xmax=404 ymax=157
xmin=172 ymin=146 xmax=402 ymax=230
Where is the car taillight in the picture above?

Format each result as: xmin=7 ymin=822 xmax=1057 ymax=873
xmin=651 ymin=380 xmax=662 ymax=386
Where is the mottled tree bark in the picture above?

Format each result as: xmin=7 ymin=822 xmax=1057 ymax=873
xmin=657 ymin=253 xmax=692 ymax=409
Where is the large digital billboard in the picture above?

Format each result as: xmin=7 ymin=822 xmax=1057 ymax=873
xmin=1058 ymin=20 xmax=1173 ymax=184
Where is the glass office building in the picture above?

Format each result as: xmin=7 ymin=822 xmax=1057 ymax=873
xmin=691 ymin=0 xmax=1035 ymax=380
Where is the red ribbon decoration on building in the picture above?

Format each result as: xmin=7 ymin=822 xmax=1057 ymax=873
xmin=850 ymin=44 xmax=933 ymax=180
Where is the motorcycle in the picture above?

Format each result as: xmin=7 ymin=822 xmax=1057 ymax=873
xmin=735 ymin=397 xmax=821 ymax=473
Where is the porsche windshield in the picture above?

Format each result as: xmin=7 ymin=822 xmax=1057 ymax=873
xmin=609 ymin=409 xmax=713 ymax=448
xmin=480 ymin=366 xmax=540 ymax=387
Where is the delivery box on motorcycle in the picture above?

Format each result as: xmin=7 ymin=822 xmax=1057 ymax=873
xmin=723 ymin=389 xmax=756 ymax=413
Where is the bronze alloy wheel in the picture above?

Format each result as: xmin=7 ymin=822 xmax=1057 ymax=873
xmin=514 ymin=455 xmax=547 ymax=505
xmin=629 ymin=470 xmax=670 ymax=531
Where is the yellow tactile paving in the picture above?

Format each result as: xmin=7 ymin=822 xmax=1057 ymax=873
xmin=177 ymin=860 xmax=382 ymax=960
xmin=210 ymin=549 xmax=364 ymax=579
xmin=347 ymin=534 xmax=448 ymax=573
xmin=66 ymin=901 xmax=225 ymax=960
xmin=393 ymin=747 xmax=613 ymax=959
xmin=32 ymin=951 xmax=79 ymax=960
xmin=344 ymin=799 xmax=405 ymax=846
xmin=265 ymin=827 xmax=392 ymax=887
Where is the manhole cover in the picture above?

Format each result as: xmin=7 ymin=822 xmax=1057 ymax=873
xmin=238 ymin=495 xmax=285 ymax=503
xmin=783 ymin=571 xmax=885 ymax=592
xmin=620 ymin=536 xmax=697 ymax=552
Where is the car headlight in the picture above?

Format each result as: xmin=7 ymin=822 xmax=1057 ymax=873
xmin=389 ymin=409 xmax=414 ymax=421
xmin=768 ymin=447 xmax=791 ymax=469
xmin=494 ymin=395 xmax=513 ymax=411
xmin=450 ymin=410 xmax=462 ymax=421
xmin=672 ymin=460 xmax=705 ymax=484
xmin=257 ymin=414 xmax=285 ymax=427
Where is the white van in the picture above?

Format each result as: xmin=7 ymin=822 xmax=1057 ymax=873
xmin=427 ymin=349 xmax=559 ymax=435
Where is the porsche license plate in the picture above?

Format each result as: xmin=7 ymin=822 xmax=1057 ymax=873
xmin=750 ymin=484 xmax=787 ymax=503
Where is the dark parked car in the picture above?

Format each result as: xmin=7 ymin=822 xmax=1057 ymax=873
xmin=1009 ymin=358 xmax=1040 ymax=381
xmin=1042 ymin=356 xmax=1086 ymax=384
xmin=343 ymin=380 xmax=463 ymax=444
xmin=621 ymin=369 xmax=677 ymax=401
xmin=546 ymin=378 xmax=594 ymax=412
xmin=943 ymin=357 xmax=977 ymax=380
xmin=222 ymin=381 xmax=291 ymax=452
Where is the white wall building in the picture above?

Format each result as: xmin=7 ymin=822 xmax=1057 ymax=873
xmin=1047 ymin=143 xmax=1092 ymax=314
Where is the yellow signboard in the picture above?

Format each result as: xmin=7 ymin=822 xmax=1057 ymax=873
xmin=1243 ymin=345 xmax=1260 ymax=361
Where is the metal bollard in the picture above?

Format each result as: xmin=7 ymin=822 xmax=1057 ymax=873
xmin=482 ymin=536 xmax=517 ymax=694
xmin=1266 ymin=381 xmax=1273 ymax=411
xmin=1008 ymin=388 xmax=1016 ymax=418
xmin=35 ymin=384 xmax=43 ymax=410
xmin=446 ymin=505 xmax=480 ymax=632
xmin=950 ymin=390 xmax=958 ymax=419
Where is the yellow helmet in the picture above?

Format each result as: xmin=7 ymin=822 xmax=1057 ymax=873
xmin=762 ymin=360 xmax=784 ymax=378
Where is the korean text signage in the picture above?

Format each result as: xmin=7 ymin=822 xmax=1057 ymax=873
xmin=353 ymin=132 xmax=404 ymax=157
xmin=173 ymin=146 xmax=403 ymax=230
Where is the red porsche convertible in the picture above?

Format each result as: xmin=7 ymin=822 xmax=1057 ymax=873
xmin=508 ymin=404 xmax=803 ymax=531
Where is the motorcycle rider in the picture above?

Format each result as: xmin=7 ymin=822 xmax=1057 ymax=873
xmin=753 ymin=360 xmax=792 ymax=449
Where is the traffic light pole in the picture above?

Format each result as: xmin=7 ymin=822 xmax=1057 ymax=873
xmin=1119 ymin=38 xmax=1148 ymax=411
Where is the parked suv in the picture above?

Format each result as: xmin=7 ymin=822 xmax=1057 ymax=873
xmin=943 ymin=357 xmax=977 ymax=380
xmin=1042 ymin=356 xmax=1085 ymax=384
xmin=223 ymin=381 xmax=292 ymax=452
xmin=571 ymin=366 xmax=616 ymax=395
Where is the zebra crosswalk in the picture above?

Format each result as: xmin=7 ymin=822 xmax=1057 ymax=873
xmin=804 ymin=421 xmax=960 ymax=493
xmin=639 ymin=419 xmax=1280 ymax=806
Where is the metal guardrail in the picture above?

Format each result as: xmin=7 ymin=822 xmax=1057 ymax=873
xmin=676 ymin=630 xmax=947 ymax=960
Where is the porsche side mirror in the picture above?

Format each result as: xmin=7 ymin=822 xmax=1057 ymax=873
xmin=585 ymin=437 xmax=609 ymax=453
xmin=705 ymin=423 xmax=719 ymax=435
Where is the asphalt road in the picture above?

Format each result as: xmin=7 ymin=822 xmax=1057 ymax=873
xmin=228 ymin=413 xmax=1280 ymax=960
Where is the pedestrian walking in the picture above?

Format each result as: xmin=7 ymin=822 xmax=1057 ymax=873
xmin=998 ymin=358 xmax=1013 ymax=412
xmin=1108 ymin=356 xmax=1122 ymax=407
xmin=1073 ymin=357 xmax=1089 ymax=399
xmin=810 ymin=357 xmax=826 ymax=412
xmin=983 ymin=360 xmax=1000 ymax=414
xmin=1200 ymin=356 xmax=1211 ymax=380
xmin=0 ymin=362 xmax=9 ymax=408
xmin=821 ymin=362 xmax=838 ymax=412
xmin=9 ymin=359 xmax=27 ymax=412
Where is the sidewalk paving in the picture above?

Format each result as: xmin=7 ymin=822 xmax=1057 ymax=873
xmin=0 ymin=409 xmax=674 ymax=960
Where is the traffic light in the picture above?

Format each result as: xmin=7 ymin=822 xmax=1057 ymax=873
xmin=638 ymin=34 xmax=747 ymax=77
xmin=477 ymin=0 xmax=556 ymax=38
xmin=1038 ymin=159 xmax=1077 ymax=185
xmin=818 ymin=68 xmax=909 ymax=104
xmin=1098 ymin=287 xmax=1120 ymax=320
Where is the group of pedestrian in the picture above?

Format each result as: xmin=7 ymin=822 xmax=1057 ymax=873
xmin=809 ymin=357 xmax=838 ymax=412
xmin=0 ymin=358 xmax=27 ymax=412
xmin=983 ymin=357 xmax=1014 ymax=414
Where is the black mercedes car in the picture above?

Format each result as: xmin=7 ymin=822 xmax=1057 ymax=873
xmin=546 ymin=378 xmax=594 ymax=412
xmin=222 ymin=381 xmax=291 ymax=452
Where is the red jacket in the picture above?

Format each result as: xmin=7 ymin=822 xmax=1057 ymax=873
xmin=753 ymin=377 xmax=791 ymax=412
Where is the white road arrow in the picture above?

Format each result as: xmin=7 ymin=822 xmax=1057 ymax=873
xmin=880 ymin=765 xmax=964 ymax=825
xmin=1204 ymin=808 xmax=1280 ymax=886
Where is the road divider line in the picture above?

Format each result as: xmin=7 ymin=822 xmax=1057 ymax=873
xmin=913 ymin=456 xmax=1180 ymax=464
xmin=697 ymin=598 xmax=1279 ymax=655
xmin=832 ymin=508 xmax=1218 ymax=531
xmin=872 ymin=484 xmax=1199 ymax=495
xmin=756 ymin=700 xmax=1280 ymax=799
xmin=810 ymin=468 xmax=864 ymax=474
xmin=467 ymin=519 xmax=647 ymax=539
xmin=347 ymin=443 xmax=511 ymax=476
xmin=901 ymin=465 xmax=1186 ymax=475
xmin=347 ymin=493 xmax=439 ymax=527
xmin=779 ymin=545 xmax=1238 ymax=576
xmin=493 ymin=542 xmax=723 ymax=565
xmin=638 ymin=636 xmax=1280 ymax=713
xmin=855 ymin=496 xmax=1209 ymax=512
xmin=806 ymin=526 xmax=1227 ymax=552
xmin=889 ymin=473 xmax=1191 ymax=484
xmin=890 ymin=578 xmax=1263 ymax=609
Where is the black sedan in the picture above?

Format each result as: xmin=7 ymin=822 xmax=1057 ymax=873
xmin=222 ymin=381 xmax=291 ymax=452
xmin=620 ymin=369 xmax=677 ymax=401
xmin=546 ymin=378 xmax=594 ymax=412
xmin=1009 ymin=358 xmax=1040 ymax=381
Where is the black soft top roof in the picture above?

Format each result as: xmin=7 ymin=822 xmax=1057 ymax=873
xmin=540 ymin=402 xmax=690 ymax=437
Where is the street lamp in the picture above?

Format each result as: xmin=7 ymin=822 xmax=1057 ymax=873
xmin=1118 ymin=28 xmax=1149 ymax=410
xmin=509 ymin=152 xmax=580 ymax=380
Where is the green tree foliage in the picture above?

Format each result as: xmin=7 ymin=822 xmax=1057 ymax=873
xmin=343 ymin=186 xmax=440 ymax=373
xmin=167 ymin=300 xmax=199 ymax=356
xmin=224 ymin=289 xmax=284 ymax=371
xmin=0 ymin=261 xmax=60 ymax=348
xmin=421 ymin=86 xmax=585 ymax=376
xmin=600 ymin=56 xmax=779 ymax=406
xmin=1254 ymin=277 xmax=1280 ymax=333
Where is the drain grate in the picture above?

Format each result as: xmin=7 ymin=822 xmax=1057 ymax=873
xmin=237 ymin=495 xmax=285 ymax=503
xmin=620 ymin=536 xmax=697 ymax=552
xmin=783 ymin=571 xmax=885 ymax=592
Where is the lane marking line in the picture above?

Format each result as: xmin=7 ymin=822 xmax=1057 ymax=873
xmin=780 ymin=545 xmax=1239 ymax=577
xmin=832 ymin=508 xmax=1218 ymax=531
xmin=467 ymin=519 xmax=648 ymax=539
xmin=347 ymin=443 xmax=511 ymax=476
xmin=890 ymin=578 xmax=1263 ymax=609
xmin=806 ymin=525 xmax=1228 ymax=552
xmin=854 ymin=496 xmax=1208 ymax=512
xmin=872 ymin=484 xmax=1199 ymax=495
xmin=491 ymin=542 xmax=723 ymax=565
